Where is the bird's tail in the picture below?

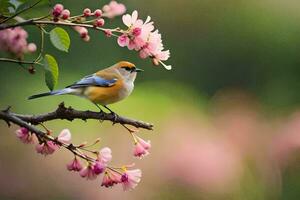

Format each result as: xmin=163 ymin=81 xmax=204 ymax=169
xmin=28 ymin=88 xmax=75 ymax=100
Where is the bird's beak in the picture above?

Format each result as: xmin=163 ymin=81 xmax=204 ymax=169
xmin=134 ymin=68 xmax=144 ymax=72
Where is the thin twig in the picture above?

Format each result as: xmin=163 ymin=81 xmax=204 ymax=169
xmin=0 ymin=58 xmax=43 ymax=65
xmin=0 ymin=0 xmax=43 ymax=24
xmin=34 ymin=26 xmax=45 ymax=63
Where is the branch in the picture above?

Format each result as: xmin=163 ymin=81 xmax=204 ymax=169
xmin=0 ymin=19 xmax=121 ymax=35
xmin=1 ymin=102 xmax=153 ymax=130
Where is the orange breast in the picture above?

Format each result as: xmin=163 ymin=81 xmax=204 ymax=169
xmin=84 ymin=79 xmax=125 ymax=105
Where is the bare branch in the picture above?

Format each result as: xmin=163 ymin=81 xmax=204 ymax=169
xmin=2 ymin=102 xmax=154 ymax=130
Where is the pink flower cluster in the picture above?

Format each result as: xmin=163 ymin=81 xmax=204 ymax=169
xmin=67 ymin=146 xmax=141 ymax=191
xmin=52 ymin=4 xmax=70 ymax=21
xmin=16 ymin=127 xmax=36 ymax=144
xmin=0 ymin=27 xmax=36 ymax=58
xmin=16 ymin=128 xmax=71 ymax=155
xmin=35 ymin=128 xmax=71 ymax=155
xmin=101 ymin=168 xmax=142 ymax=191
xmin=118 ymin=11 xmax=171 ymax=70
xmin=102 ymin=1 xmax=126 ymax=18
xmin=15 ymin=127 xmax=143 ymax=191
xmin=50 ymin=2 xmax=170 ymax=69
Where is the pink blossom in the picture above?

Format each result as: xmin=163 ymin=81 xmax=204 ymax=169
xmin=79 ymin=165 xmax=97 ymax=180
xmin=93 ymin=161 xmax=105 ymax=175
xmin=119 ymin=11 xmax=153 ymax=51
xmin=133 ymin=136 xmax=151 ymax=158
xmin=137 ymin=136 xmax=151 ymax=150
xmin=102 ymin=1 xmax=126 ymax=19
xmin=101 ymin=170 xmax=122 ymax=187
xmin=133 ymin=143 xmax=148 ymax=158
xmin=117 ymin=34 xmax=129 ymax=47
xmin=122 ymin=10 xmax=143 ymax=28
xmin=35 ymin=141 xmax=59 ymax=155
xmin=121 ymin=169 xmax=142 ymax=191
xmin=16 ymin=127 xmax=34 ymax=144
xmin=117 ymin=10 xmax=171 ymax=69
xmin=99 ymin=147 xmax=112 ymax=163
xmin=67 ymin=157 xmax=83 ymax=172
xmin=57 ymin=129 xmax=71 ymax=143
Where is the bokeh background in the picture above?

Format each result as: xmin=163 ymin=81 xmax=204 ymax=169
xmin=1 ymin=0 xmax=300 ymax=199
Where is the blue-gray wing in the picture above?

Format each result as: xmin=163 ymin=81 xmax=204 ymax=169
xmin=67 ymin=74 xmax=117 ymax=89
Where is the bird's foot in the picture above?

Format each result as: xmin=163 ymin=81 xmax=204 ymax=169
xmin=110 ymin=112 xmax=118 ymax=123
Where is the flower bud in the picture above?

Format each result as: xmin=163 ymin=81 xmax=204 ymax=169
xmin=82 ymin=35 xmax=90 ymax=42
xmin=94 ymin=18 xmax=105 ymax=27
xmin=61 ymin=9 xmax=70 ymax=20
xmin=104 ymin=30 xmax=112 ymax=37
xmin=94 ymin=9 xmax=102 ymax=17
xmin=83 ymin=8 xmax=92 ymax=17
xmin=52 ymin=4 xmax=64 ymax=17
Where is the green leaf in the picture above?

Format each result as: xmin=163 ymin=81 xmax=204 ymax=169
xmin=50 ymin=27 xmax=70 ymax=52
xmin=44 ymin=54 xmax=59 ymax=91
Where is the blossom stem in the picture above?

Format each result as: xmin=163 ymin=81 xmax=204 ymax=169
xmin=0 ymin=58 xmax=43 ymax=66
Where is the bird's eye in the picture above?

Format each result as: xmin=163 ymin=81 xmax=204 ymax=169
xmin=122 ymin=66 xmax=135 ymax=72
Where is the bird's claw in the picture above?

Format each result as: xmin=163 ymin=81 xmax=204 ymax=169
xmin=111 ymin=112 xmax=118 ymax=124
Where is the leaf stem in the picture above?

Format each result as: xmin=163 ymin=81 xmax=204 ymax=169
xmin=0 ymin=57 xmax=43 ymax=65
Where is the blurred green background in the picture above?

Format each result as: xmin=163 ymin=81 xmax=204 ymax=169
xmin=1 ymin=0 xmax=300 ymax=199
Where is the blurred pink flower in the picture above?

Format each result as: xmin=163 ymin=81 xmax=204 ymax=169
xmin=102 ymin=1 xmax=126 ymax=18
xmin=27 ymin=43 xmax=37 ymax=53
xmin=57 ymin=129 xmax=71 ymax=144
xmin=270 ymin=112 xmax=300 ymax=167
xmin=98 ymin=147 xmax=112 ymax=163
xmin=16 ymin=127 xmax=35 ymax=144
xmin=164 ymin=134 xmax=242 ymax=192
xmin=67 ymin=157 xmax=83 ymax=172
xmin=121 ymin=169 xmax=142 ymax=191
xmin=0 ymin=27 xmax=36 ymax=58
xmin=35 ymin=141 xmax=59 ymax=156
xmin=80 ymin=165 xmax=97 ymax=180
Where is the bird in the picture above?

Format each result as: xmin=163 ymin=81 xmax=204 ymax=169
xmin=28 ymin=61 xmax=143 ymax=114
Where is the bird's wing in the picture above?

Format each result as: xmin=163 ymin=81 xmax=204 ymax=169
xmin=66 ymin=74 xmax=117 ymax=89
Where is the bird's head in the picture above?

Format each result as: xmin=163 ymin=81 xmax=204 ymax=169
xmin=113 ymin=61 xmax=143 ymax=82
